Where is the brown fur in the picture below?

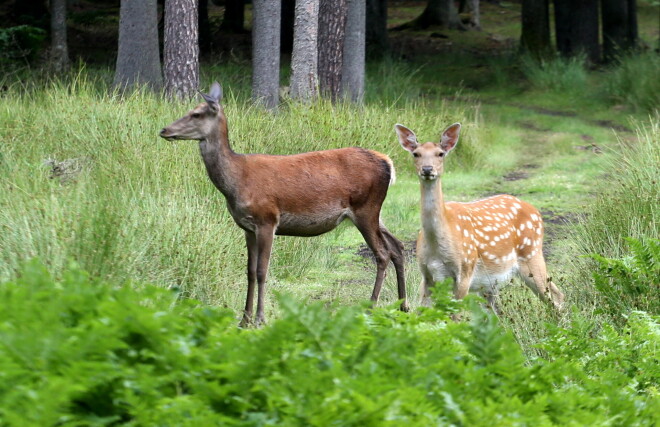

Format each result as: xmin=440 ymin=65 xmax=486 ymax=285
xmin=160 ymin=83 xmax=408 ymax=326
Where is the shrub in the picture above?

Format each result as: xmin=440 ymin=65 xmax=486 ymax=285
xmin=589 ymin=237 xmax=660 ymax=323
xmin=519 ymin=54 xmax=588 ymax=92
xmin=0 ymin=260 xmax=658 ymax=425
xmin=601 ymin=52 xmax=660 ymax=113
xmin=0 ymin=25 xmax=46 ymax=67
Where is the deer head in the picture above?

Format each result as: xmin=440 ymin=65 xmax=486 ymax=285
xmin=160 ymin=82 xmax=225 ymax=141
xmin=395 ymin=123 xmax=461 ymax=180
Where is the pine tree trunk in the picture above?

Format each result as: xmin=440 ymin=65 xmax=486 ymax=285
xmin=290 ymin=0 xmax=319 ymax=102
xmin=602 ymin=0 xmax=638 ymax=62
xmin=366 ymin=0 xmax=388 ymax=57
xmin=252 ymin=0 xmax=281 ymax=109
xmin=164 ymin=0 xmax=199 ymax=100
xmin=342 ymin=0 xmax=365 ymax=103
xmin=467 ymin=0 xmax=480 ymax=30
xmin=50 ymin=0 xmax=69 ymax=73
xmin=520 ymin=0 xmax=551 ymax=58
xmin=114 ymin=0 xmax=163 ymax=91
xmin=555 ymin=0 xmax=600 ymax=63
xmin=413 ymin=0 xmax=464 ymax=30
xmin=318 ymin=0 xmax=347 ymax=102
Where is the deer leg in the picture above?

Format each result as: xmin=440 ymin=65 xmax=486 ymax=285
xmin=381 ymin=226 xmax=408 ymax=312
xmin=483 ymin=287 xmax=501 ymax=315
xmin=419 ymin=266 xmax=434 ymax=307
xmin=255 ymin=225 xmax=275 ymax=326
xmin=353 ymin=217 xmax=390 ymax=306
xmin=454 ymin=272 xmax=472 ymax=300
xmin=240 ymin=230 xmax=258 ymax=327
xmin=518 ymin=254 xmax=564 ymax=310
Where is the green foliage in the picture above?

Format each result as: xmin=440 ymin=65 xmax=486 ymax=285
xmin=569 ymin=117 xmax=659 ymax=261
xmin=0 ymin=70 xmax=482 ymax=312
xmin=0 ymin=261 xmax=658 ymax=425
xmin=601 ymin=52 xmax=660 ymax=113
xmin=519 ymin=54 xmax=588 ymax=93
xmin=589 ymin=238 xmax=660 ymax=323
xmin=0 ymin=25 xmax=46 ymax=67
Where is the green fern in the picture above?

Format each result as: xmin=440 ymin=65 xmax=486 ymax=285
xmin=589 ymin=237 xmax=660 ymax=323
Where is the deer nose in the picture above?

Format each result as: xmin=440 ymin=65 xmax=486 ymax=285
xmin=159 ymin=128 xmax=168 ymax=136
xmin=422 ymin=166 xmax=433 ymax=175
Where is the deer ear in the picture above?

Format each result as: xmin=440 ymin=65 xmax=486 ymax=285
xmin=209 ymin=82 xmax=223 ymax=102
xmin=395 ymin=124 xmax=418 ymax=152
xmin=440 ymin=123 xmax=461 ymax=153
xmin=200 ymin=82 xmax=223 ymax=106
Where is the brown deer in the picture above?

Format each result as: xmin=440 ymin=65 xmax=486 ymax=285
xmin=395 ymin=123 xmax=564 ymax=311
xmin=159 ymin=82 xmax=408 ymax=326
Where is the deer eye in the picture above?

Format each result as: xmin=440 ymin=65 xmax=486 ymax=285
xmin=413 ymin=152 xmax=420 ymax=158
xmin=438 ymin=152 xmax=445 ymax=157
xmin=191 ymin=113 xmax=201 ymax=119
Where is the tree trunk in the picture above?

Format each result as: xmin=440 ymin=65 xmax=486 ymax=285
xmin=342 ymin=0 xmax=365 ymax=103
xmin=114 ymin=0 xmax=162 ymax=91
xmin=290 ymin=0 xmax=319 ymax=102
xmin=602 ymin=0 xmax=638 ymax=62
xmin=412 ymin=0 xmax=464 ymax=30
xmin=520 ymin=0 xmax=551 ymax=58
xmin=554 ymin=0 xmax=600 ymax=63
xmin=220 ymin=0 xmax=245 ymax=33
xmin=164 ymin=0 xmax=199 ymax=100
xmin=318 ymin=0 xmax=347 ymax=102
xmin=366 ymin=0 xmax=388 ymax=58
xmin=50 ymin=0 xmax=69 ymax=73
xmin=199 ymin=0 xmax=211 ymax=54
xmin=466 ymin=0 xmax=480 ymax=30
xmin=252 ymin=0 xmax=281 ymax=109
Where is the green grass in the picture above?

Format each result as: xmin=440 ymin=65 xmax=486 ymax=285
xmin=562 ymin=117 xmax=659 ymax=301
xmin=0 ymin=46 xmax=657 ymax=355
xmin=601 ymin=52 xmax=660 ymax=113
xmin=0 ymin=1 xmax=659 ymax=422
xmin=0 ymin=67 xmax=487 ymax=319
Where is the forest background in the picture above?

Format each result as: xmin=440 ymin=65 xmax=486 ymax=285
xmin=0 ymin=0 xmax=658 ymax=424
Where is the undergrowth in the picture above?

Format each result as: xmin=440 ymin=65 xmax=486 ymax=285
xmin=0 ymin=260 xmax=657 ymax=425
xmin=601 ymin=52 xmax=660 ymax=113
xmin=519 ymin=54 xmax=588 ymax=93
xmin=0 ymin=69 xmax=488 ymax=313
xmin=568 ymin=117 xmax=659 ymax=260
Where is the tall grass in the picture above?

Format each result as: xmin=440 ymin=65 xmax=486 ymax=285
xmin=569 ymin=116 xmax=659 ymax=259
xmin=519 ymin=54 xmax=588 ymax=92
xmin=0 ymin=68 xmax=487 ymax=318
xmin=560 ymin=115 xmax=660 ymax=322
xmin=601 ymin=52 xmax=660 ymax=113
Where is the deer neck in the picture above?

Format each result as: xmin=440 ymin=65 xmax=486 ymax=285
xmin=419 ymin=178 xmax=452 ymax=244
xmin=198 ymin=117 xmax=242 ymax=202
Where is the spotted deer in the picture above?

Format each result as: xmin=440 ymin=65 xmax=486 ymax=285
xmin=159 ymin=82 xmax=408 ymax=326
xmin=396 ymin=123 xmax=564 ymax=311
